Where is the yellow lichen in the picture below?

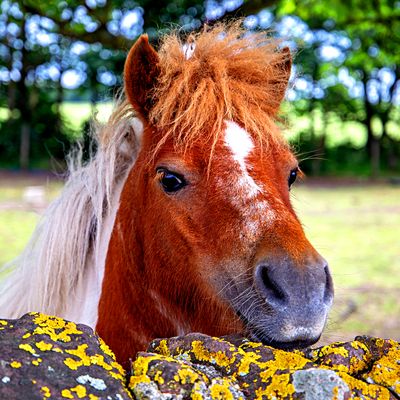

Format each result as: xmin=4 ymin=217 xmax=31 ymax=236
xmin=0 ymin=320 xmax=7 ymax=326
xmin=131 ymin=354 xmax=159 ymax=376
xmin=154 ymin=370 xmax=165 ymax=385
xmin=22 ymin=332 xmax=31 ymax=339
xmin=64 ymin=357 xmax=83 ymax=371
xmin=71 ymin=385 xmax=87 ymax=398
xmin=236 ymin=351 xmax=261 ymax=376
xmin=90 ymin=354 xmax=113 ymax=370
xmin=41 ymin=386 xmax=51 ymax=398
xmin=260 ymin=372 xmax=294 ymax=399
xmin=10 ymin=361 xmax=22 ymax=368
xmin=61 ymin=389 xmax=74 ymax=399
xmin=265 ymin=350 xmax=309 ymax=373
xmin=129 ymin=374 xmax=151 ymax=386
xmin=365 ymin=347 xmax=400 ymax=392
xmin=129 ymin=355 xmax=163 ymax=387
xmin=110 ymin=370 xmax=126 ymax=381
xmin=19 ymin=343 xmax=37 ymax=356
xmin=209 ymin=382 xmax=235 ymax=400
xmin=242 ymin=341 xmax=262 ymax=349
xmin=191 ymin=341 xmax=234 ymax=368
xmin=36 ymin=341 xmax=53 ymax=352
xmin=110 ymin=360 xmax=126 ymax=379
xmin=32 ymin=358 xmax=42 ymax=366
xmin=32 ymin=313 xmax=83 ymax=343
xmin=156 ymin=339 xmax=170 ymax=356
xmin=338 ymin=372 xmax=391 ymax=399
xmin=191 ymin=392 xmax=204 ymax=400
xmin=192 ymin=341 xmax=212 ymax=363
xmin=60 ymin=386 xmax=87 ymax=399
xmin=315 ymin=344 xmax=350 ymax=359
xmin=98 ymin=337 xmax=116 ymax=359
xmin=64 ymin=344 xmax=91 ymax=370
xmin=130 ymin=354 xmax=183 ymax=389
xmin=347 ymin=355 xmax=369 ymax=375
xmin=175 ymin=367 xmax=201 ymax=384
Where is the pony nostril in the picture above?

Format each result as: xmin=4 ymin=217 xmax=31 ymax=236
xmin=323 ymin=265 xmax=334 ymax=304
xmin=257 ymin=265 xmax=287 ymax=304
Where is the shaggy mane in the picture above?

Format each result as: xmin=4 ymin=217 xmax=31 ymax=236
xmin=0 ymin=22 xmax=291 ymax=323
xmin=150 ymin=22 xmax=290 ymax=152
xmin=0 ymin=100 xmax=140 ymax=321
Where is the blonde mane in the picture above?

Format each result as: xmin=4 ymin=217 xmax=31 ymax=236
xmin=0 ymin=101 xmax=141 ymax=319
xmin=150 ymin=22 xmax=290 ymax=153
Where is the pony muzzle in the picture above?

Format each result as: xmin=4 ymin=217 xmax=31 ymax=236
xmin=252 ymin=257 xmax=334 ymax=348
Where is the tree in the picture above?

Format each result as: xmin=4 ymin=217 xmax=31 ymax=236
xmin=276 ymin=0 xmax=400 ymax=176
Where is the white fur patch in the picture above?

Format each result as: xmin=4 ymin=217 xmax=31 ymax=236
xmin=224 ymin=121 xmax=262 ymax=200
xmin=220 ymin=121 xmax=277 ymax=240
xmin=225 ymin=121 xmax=254 ymax=169
xmin=182 ymin=42 xmax=196 ymax=60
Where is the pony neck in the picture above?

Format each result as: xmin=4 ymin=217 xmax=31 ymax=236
xmin=96 ymin=166 xmax=240 ymax=365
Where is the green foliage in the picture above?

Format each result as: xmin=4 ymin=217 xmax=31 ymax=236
xmin=0 ymin=87 xmax=74 ymax=168
xmin=0 ymin=0 xmax=399 ymax=174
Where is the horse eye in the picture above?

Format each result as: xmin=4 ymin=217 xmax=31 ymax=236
xmin=157 ymin=168 xmax=186 ymax=193
xmin=288 ymin=168 xmax=298 ymax=188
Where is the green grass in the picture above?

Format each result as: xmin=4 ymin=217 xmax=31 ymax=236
xmin=0 ymin=180 xmax=62 ymax=267
xmin=0 ymin=210 xmax=39 ymax=268
xmin=291 ymin=185 xmax=400 ymax=288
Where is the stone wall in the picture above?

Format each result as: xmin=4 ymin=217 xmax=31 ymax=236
xmin=0 ymin=313 xmax=399 ymax=399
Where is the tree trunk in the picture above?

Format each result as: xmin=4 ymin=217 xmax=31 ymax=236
xmin=19 ymin=122 xmax=30 ymax=170
xmin=16 ymin=16 xmax=31 ymax=170
xmin=312 ymin=109 xmax=327 ymax=176
xmin=362 ymin=76 xmax=380 ymax=178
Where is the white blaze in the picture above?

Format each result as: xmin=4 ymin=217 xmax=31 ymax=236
xmin=223 ymin=121 xmax=276 ymax=238
xmin=224 ymin=121 xmax=262 ymax=199
xmin=225 ymin=121 xmax=255 ymax=169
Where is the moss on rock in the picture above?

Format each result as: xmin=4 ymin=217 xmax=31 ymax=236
xmin=0 ymin=313 xmax=399 ymax=399
xmin=130 ymin=333 xmax=400 ymax=399
xmin=0 ymin=313 xmax=131 ymax=399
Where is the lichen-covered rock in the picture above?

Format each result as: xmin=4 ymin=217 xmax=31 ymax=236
xmin=130 ymin=333 xmax=400 ymax=400
xmin=1 ymin=313 xmax=399 ymax=399
xmin=0 ymin=312 xmax=131 ymax=399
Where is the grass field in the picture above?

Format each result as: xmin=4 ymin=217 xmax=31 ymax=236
xmin=0 ymin=175 xmax=399 ymax=343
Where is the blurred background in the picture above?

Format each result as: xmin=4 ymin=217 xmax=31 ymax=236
xmin=0 ymin=0 xmax=399 ymax=343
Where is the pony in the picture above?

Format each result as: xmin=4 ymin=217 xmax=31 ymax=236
xmin=0 ymin=22 xmax=333 ymax=367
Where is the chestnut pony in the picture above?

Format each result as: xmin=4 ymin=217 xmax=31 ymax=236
xmin=0 ymin=23 xmax=333 ymax=365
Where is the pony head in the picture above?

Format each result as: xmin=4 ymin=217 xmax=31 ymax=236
xmin=97 ymin=23 xmax=333 ymax=362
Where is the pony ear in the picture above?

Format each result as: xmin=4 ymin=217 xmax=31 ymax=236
xmin=124 ymin=34 xmax=160 ymax=118
xmin=271 ymin=46 xmax=292 ymax=113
